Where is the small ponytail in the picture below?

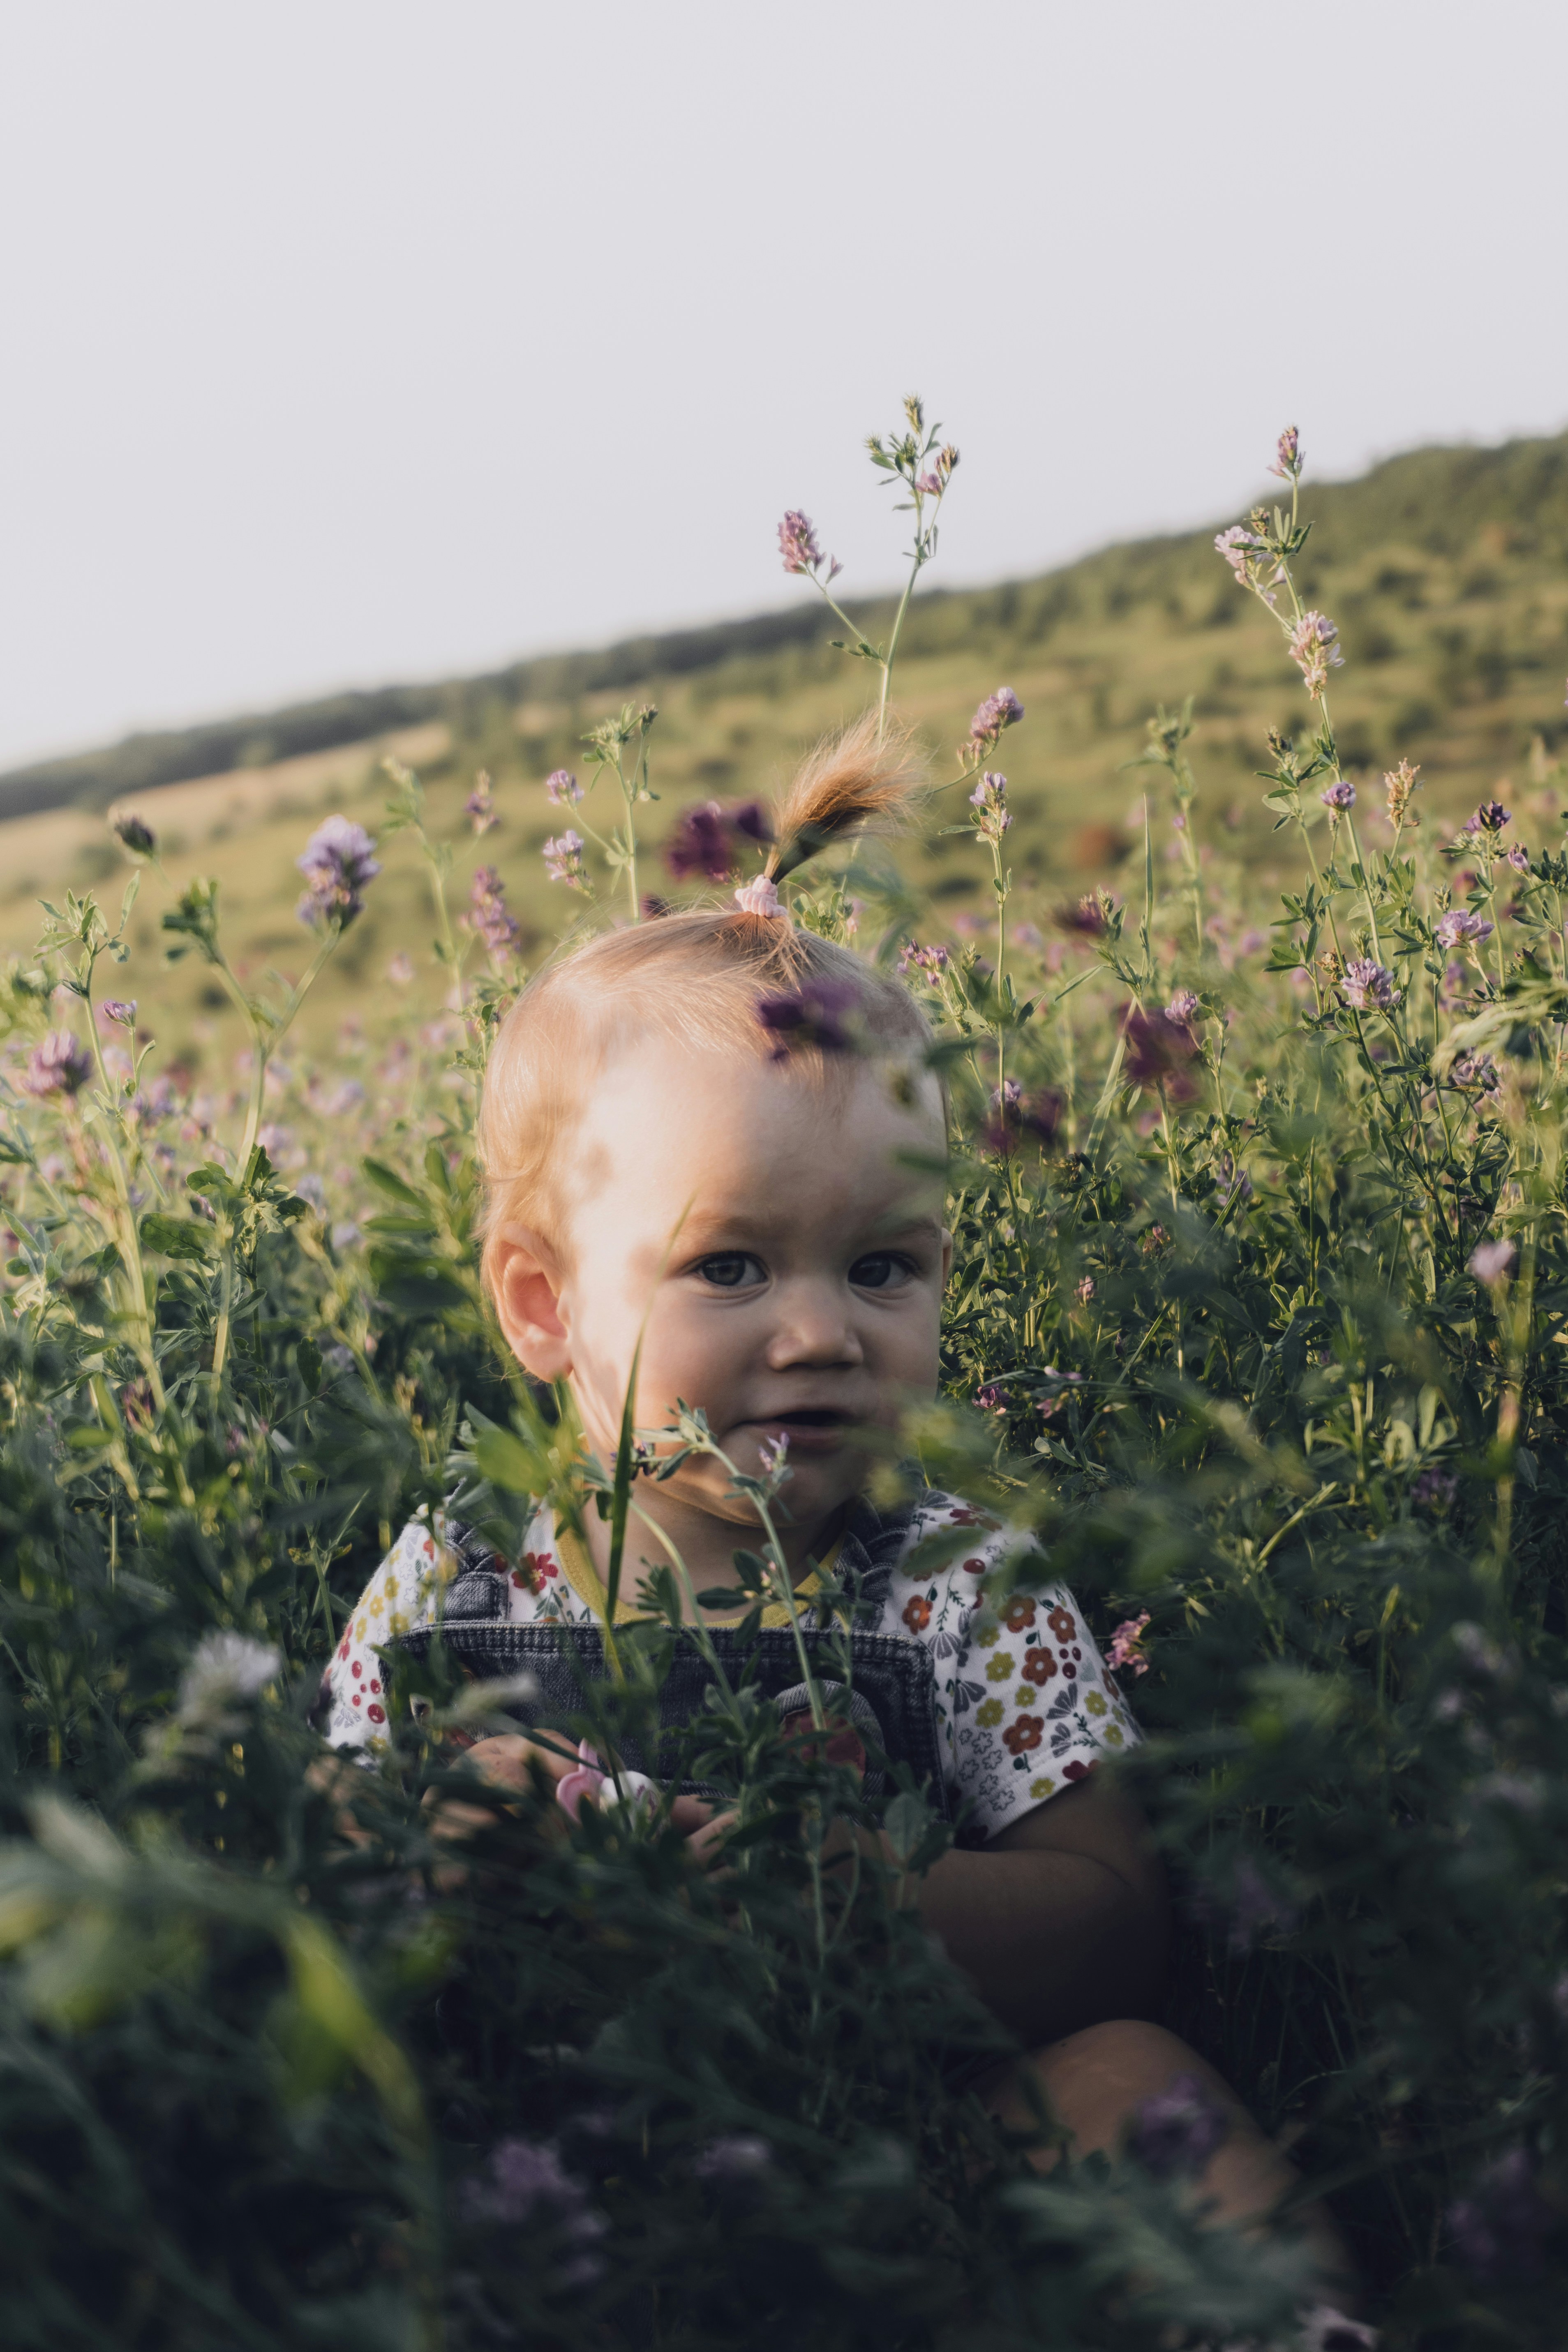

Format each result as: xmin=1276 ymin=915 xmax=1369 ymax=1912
xmin=762 ymin=712 xmax=925 ymax=885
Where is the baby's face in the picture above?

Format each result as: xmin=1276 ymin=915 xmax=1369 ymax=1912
xmin=534 ymin=1033 xmax=950 ymax=1540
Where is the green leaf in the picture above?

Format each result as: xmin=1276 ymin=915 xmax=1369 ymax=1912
xmin=471 ymin=1424 xmax=547 ymax=1496
xmin=139 ymin=1213 xmax=217 ymax=1264
xmin=361 ymin=1158 xmax=426 ymax=1209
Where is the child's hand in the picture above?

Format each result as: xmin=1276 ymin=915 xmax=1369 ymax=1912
xmin=424 ymin=1731 xmax=576 ymax=1846
xmin=429 ymin=1735 xmax=734 ymax=1866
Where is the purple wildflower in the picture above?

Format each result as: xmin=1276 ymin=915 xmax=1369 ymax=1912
xmin=981 ymin=1081 xmax=1062 ymax=1157
xmin=464 ymin=866 xmax=521 ymax=958
xmin=1106 ymin=1612 xmax=1151 ymax=1678
xmin=543 ymin=830 xmax=586 ymax=888
xmin=1057 ymin=893 xmax=1111 ymax=938
xmin=1339 ymin=959 xmax=1399 ymax=1012
xmin=1214 ymin=523 xmax=1263 ymax=584
xmin=137 ymin=1075 xmax=178 ymax=1123
xmin=898 ymin=943 xmax=951 ymax=978
xmin=666 ymin=798 xmax=774 ymax=883
xmin=99 ymin=999 xmax=137 ymax=1029
xmin=465 ymin=772 xmax=497 ymax=834
xmin=755 ymin=979 xmax=859 ymax=1061
xmin=1075 ymin=1275 xmax=1096 ymax=1305
xmin=1268 ymin=424 xmax=1301 ymax=481
xmin=1436 ymin=908 xmax=1493 ymax=948
xmin=1123 ymin=1006 xmax=1201 ymax=1102
xmin=20 ymin=1031 xmax=93 ymax=1097
xmin=1126 ymin=2074 xmax=1230 ymax=2178
xmin=1450 ymin=1051 xmax=1499 ymax=1091
xmin=1446 ymin=2147 xmax=1553 ymax=2282
xmin=1466 ymin=799 xmax=1510 ymax=834
xmin=968 ymin=770 xmax=1011 ymax=841
xmin=545 ymin=769 xmax=584 ymax=806
xmin=110 ymin=810 xmax=157 ymax=856
xmin=120 ymin=1377 xmax=156 ymax=1434
xmin=666 ymin=801 xmax=734 ymax=882
xmin=967 ymin=686 xmax=1025 ymax=753
xmin=465 ymin=2136 xmax=576 ymax=2220
xmin=1468 ymin=1237 xmax=1518 ymax=1285
xmin=974 ymin=1383 xmax=1010 ymax=1414
xmin=296 ymin=816 xmax=381 ymax=929
xmin=1164 ymin=989 xmax=1200 ymax=1022
xmin=1215 ymin=1152 xmax=1253 ymax=1206
xmin=464 ymin=2135 xmax=607 ymax=2283
xmin=730 ymin=799 xmax=773 ymax=845
xmin=1288 ymin=610 xmax=1344 ymax=698
xmin=1505 ymin=841 xmax=1531 ymax=873
xmin=693 ymin=2133 xmax=772 ymax=2181
xmin=778 ymin=509 xmax=839 ymax=580
xmin=1320 ymin=779 xmax=1356 ymax=813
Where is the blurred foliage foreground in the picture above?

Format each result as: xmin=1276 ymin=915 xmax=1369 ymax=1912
xmin=6 ymin=423 xmax=1568 ymax=2348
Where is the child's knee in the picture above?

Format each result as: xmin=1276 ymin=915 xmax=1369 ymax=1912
xmin=1029 ymin=2017 xmax=1226 ymax=2123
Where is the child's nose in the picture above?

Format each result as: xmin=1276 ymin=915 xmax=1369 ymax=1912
xmin=765 ymin=1282 xmax=864 ymax=1368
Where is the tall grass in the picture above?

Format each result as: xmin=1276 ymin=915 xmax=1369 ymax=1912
xmin=1 ymin=414 xmax=1567 ymax=2345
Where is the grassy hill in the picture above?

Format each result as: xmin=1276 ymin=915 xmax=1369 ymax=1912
xmin=6 ymin=427 xmax=1568 ymax=1081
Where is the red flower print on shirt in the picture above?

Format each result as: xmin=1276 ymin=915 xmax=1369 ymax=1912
xmin=337 ymin=1635 xmax=350 ymax=1661
xmin=1063 ymin=1759 xmax=1093 ymax=1783
xmin=1003 ymin=1714 xmax=1044 ymax=1755
xmin=1021 ymin=1649 xmax=1058 ymax=1686
xmin=351 ymin=1660 xmax=363 ymax=1680
xmin=1046 ymin=1605 xmax=1076 ymax=1643
xmin=1001 ymin=1596 xmax=1037 ymax=1633
xmin=512 ymin=1550 xmax=561 ymax=1595
xmin=902 ymin=1594 xmax=933 ymax=1633
xmin=961 ymin=1557 xmax=988 ymax=1578
xmin=367 ymin=1703 xmax=385 ymax=1724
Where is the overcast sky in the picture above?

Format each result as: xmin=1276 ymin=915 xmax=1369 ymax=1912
xmin=2 ymin=0 xmax=1565 ymax=772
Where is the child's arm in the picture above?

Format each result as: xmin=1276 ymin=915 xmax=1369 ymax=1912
xmin=910 ymin=1774 xmax=1168 ymax=2046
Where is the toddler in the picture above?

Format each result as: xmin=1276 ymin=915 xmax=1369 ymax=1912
xmin=319 ymin=720 xmax=1358 ymax=2315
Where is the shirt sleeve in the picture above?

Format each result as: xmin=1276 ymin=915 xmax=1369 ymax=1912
xmin=886 ymin=1494 xmax=1144 ymax=1842
xmin=316 ymin=1517 xmax=448 ymax=1754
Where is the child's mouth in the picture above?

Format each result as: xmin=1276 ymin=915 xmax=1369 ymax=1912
xmin=748 ymin=1409 xmax=851 ymax=1452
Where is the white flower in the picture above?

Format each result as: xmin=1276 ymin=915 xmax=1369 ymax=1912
xmin=178 ymin=1631 xmax=281 ymax=1720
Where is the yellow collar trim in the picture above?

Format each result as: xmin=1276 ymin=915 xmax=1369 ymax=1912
xmin=552 ymin=1521 xmax=841 ymax=1629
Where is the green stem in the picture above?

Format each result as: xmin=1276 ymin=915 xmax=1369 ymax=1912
xmin=79 ymin=969 xmax=164 ymax=1405
xmin=877 ymin=527 xmax=926 ymax=745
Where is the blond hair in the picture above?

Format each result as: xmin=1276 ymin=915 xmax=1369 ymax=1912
xmin=477 ymin=715 xmax=934 ymax=1291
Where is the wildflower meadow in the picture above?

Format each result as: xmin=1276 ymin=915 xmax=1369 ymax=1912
xmin=4 ymin=401 xmax=1568 ymax=2348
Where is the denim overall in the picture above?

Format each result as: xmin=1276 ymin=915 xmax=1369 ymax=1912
xmin=394 ymin=1504 xmax=951 ymax=1817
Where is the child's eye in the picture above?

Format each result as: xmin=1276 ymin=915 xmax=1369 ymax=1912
xmin=695 ymin=1252 xmax=767 ymax=1290
xmin=849 ymin=1252 xmax=916 ymax=1292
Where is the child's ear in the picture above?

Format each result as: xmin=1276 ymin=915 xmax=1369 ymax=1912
xmin=490 ymin=1225 xmax=573 ymax=1381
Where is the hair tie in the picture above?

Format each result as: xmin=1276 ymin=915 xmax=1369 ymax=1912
xmin=733 ymin=876 xmax=781 ymax=917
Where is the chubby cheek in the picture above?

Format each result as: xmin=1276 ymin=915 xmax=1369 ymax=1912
xmin=866 ymin=1302 xmax=942 ymax=1412
xmin=634 ymin=1305 xmax=751 ymax=1427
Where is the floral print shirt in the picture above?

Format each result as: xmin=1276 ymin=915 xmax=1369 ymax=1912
xmin=318 ymin=1488 xmax=1142 ymax=1841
